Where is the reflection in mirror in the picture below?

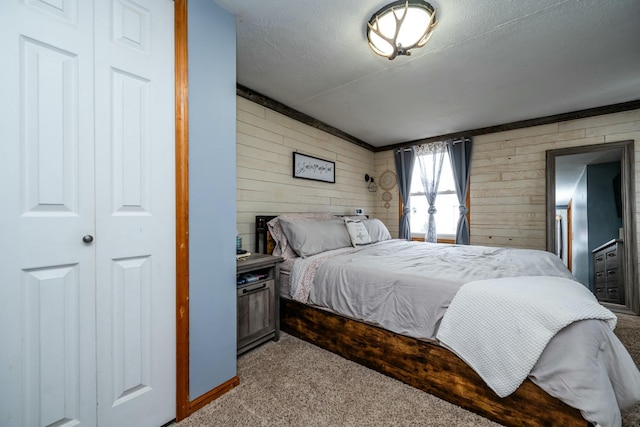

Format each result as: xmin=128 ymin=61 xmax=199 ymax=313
xmin=555 ymin=150 xmax=621 ymax=288
xmin=546 ymin=141 xmax=638 ymax=314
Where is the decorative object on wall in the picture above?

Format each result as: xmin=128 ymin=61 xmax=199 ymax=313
xmin=365 ymin=174 xmax=378 ymax=192
xmin=379 ymin=169 xmax=397 ymax=210
xmin=382 ymin=191 xmax=393 ymax=209
xmin=367 ymin=0 xmax=438 ymax=60
xmin=293 ymin=152 xmax=335 ymax=183
xmin=379 ymin=170 xmax=397 ymax=191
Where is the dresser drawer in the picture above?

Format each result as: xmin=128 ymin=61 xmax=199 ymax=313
xmin=605 ymin=268 xmax=619 ymax=284
xmin=594 ymin=285 xmax=607 ymax=300
xmin=594 ymin=252 xmax=606 ymax=272
xmin=606 ymin=287 xmax=622 ymax=304
xmin=604 ymin=248 xmax=619 ymax=269
xmin=592 ymin=239 xmax=623 ymax=303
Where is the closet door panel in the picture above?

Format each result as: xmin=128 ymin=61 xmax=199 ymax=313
xmin=1 ymin=1 xmax=175 ymax=426
xmin=0 ymin=1 xmax=97 ymax=426
xmin=94 ymin=1 xmax=176 ymax=426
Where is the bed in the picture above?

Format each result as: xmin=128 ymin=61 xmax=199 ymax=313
xmin=254 ymin=214 xmax=640 ymax=427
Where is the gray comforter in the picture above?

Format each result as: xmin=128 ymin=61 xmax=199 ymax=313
xmin=287 ymin=240 xmax=640 ymax=427
xmin=301 ymin=240 xmax=574 ymax=340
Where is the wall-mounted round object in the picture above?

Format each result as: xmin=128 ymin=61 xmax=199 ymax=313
xmin=382 ymin=191 xmax=392 ymax=210
xmin=379 ymin=170 xmax=396 ymax=191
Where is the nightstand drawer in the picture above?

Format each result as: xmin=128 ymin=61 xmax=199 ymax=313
xmin=236 ymin=253 xmax=283 ymax=355
xmin=237 ymin=280 xmax=272 ymax=296
xmin=237 ymin=279 xmax=275 ymax=349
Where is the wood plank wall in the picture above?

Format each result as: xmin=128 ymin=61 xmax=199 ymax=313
xmin=372 ymin=150 xmax=400 ymax=238
xmin=470 ymin=109 xmax=640 ymax=252
xmin=374 ymin=109 xmax=640 ymax=251
xmin=236 ymin=97 xmax=377 ymax=250
xmin=237 ymin=96 xmax=640 ymax=261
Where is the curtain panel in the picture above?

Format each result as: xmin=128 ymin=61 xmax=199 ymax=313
xmin=446 ymin=138 xmax=473 ymax=244
xmin=414 ymin=141 xmax=448 ymax=243
xmin=394 ymin=148 xmax=415 ymax=240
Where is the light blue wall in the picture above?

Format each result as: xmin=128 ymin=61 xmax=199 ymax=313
xmin=188 ymin=0 xmax=237 ymax=399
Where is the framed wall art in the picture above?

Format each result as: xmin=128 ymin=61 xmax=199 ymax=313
xmin=292 ymin=152 xmax=335 ymax=183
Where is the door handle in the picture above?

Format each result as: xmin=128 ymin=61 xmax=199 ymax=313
xmin=242 ymin=282 xmax=267 ymax=294
xmin=82 ymin=235 xmax=94 ymax=244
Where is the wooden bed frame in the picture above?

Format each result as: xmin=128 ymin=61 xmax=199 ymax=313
xmin=255 ymin=216 xmax=591 ymax=427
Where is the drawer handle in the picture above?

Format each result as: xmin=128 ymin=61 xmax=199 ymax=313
xmin=607 ymin=270 xmax=616 ymax=276
xmin=596 ymin=256 xmax=604 ymax=262
xmin=607 ymin=252 xmax=616 ymax=258
xmin=242 ymin=282 xmax=267 ymax=294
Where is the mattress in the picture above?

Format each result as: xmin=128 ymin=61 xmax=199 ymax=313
xmin=278 ymin=258 xmax=295 ymax=299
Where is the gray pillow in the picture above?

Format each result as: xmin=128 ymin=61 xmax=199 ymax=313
xmin=279 ymin=218 xmax=352 ymax=258
xmin=363 ymin=219 xmax=392 ymax=243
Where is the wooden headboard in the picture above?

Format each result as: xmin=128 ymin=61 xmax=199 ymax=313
xmin=255 ymin=215 xmax=276 ymax=254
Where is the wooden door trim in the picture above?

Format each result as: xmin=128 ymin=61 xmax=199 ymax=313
xmin=175 ymin=0 xmax=190 ymax=420
xmin=546 ymin=141 xmax=638 ymax=315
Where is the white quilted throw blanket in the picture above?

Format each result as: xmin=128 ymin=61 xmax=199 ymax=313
xmin=436 ymin=276 xmax=617 ymax=398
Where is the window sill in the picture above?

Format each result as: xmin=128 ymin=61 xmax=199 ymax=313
xmin=410 ymin=235 xmax=455 ymax=244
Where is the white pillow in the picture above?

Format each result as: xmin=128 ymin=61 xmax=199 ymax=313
xmin=344 ymin=219 xmax=372 ymax=246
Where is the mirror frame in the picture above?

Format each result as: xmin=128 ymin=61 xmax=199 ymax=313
xmin=546 ymin=140 xmax=638 ymax=315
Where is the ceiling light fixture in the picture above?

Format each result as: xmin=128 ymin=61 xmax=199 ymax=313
xmin=367 ymin=0 xmax=438 ymax=60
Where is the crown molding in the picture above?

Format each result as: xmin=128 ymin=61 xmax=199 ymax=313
xmin=237 ymin=84 xmax=640 ymax=154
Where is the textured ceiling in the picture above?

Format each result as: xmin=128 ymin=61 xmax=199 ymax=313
xmin=214 ymin=0 xmax=640 ymax=148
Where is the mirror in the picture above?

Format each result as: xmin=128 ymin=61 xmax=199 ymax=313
xmin=546 ymin=140 xmax=638 ymax=314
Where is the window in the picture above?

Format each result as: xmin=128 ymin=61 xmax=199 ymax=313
xmin=409 ymin=150 xmax=460 ymax=239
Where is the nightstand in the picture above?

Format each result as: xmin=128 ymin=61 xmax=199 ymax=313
xmin=236 ymin=253 xmax=283 ymax=355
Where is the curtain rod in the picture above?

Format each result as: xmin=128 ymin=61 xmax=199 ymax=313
xmin=396 ymin=137 xmax=471 ymax=152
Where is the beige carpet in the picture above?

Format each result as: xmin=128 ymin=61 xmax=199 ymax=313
xmin=176 ymin=313 xmax=640 ymax=427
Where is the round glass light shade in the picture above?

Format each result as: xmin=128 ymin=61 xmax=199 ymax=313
xmin=367 ymin=0 xmax=437 ymax=60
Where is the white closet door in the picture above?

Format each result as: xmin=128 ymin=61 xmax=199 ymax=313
xmin=93 ymin=0 xmax=175 ymax=426
xmin=0 ymin=1 xmax=175 ymax=426
xmin=0 ymin=1 xmax=98 ymax=426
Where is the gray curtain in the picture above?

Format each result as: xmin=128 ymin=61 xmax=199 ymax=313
xmin=414 ymin=142 xmax=447 ymax=243
xmin=394 ymin=148 xmax=415 ymax=240
xmin=447 ymin=138 xmax=472 ymax=244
